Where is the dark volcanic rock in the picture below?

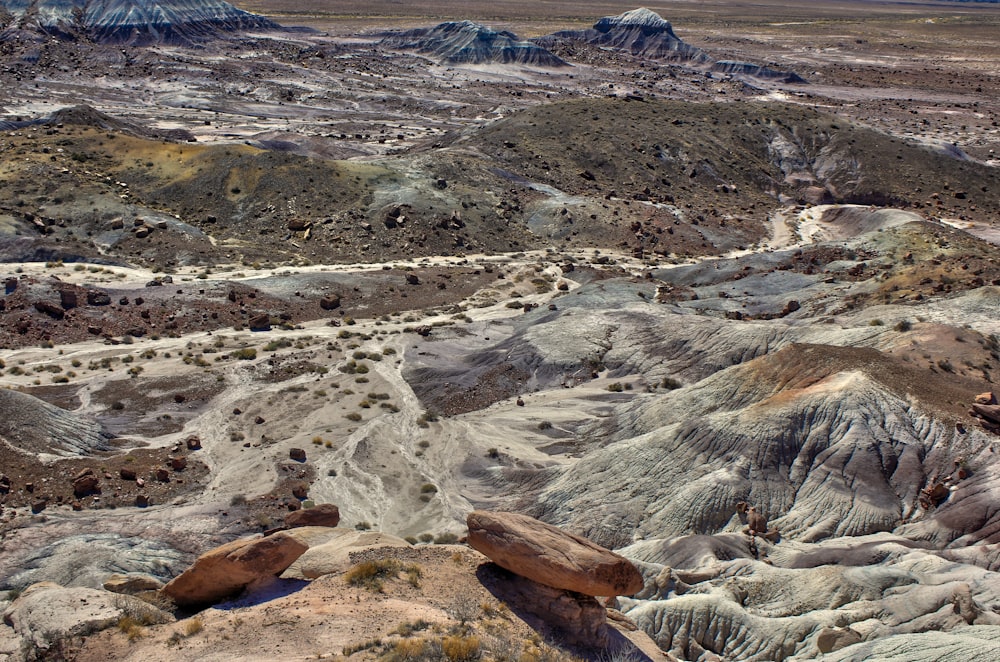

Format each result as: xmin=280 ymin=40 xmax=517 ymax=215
xmin=381 ymin=21 xmax=566 ymax=67
xmin=0 ymin=0 xmax=279 ymax=45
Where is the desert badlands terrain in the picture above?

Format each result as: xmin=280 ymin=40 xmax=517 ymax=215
xmin=2 ymin=0 xmax=1000 ymax=660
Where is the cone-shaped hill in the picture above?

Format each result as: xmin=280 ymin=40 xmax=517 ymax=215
xmin=536 ymin=7 xmax=711 ymax=63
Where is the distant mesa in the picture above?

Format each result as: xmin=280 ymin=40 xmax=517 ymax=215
xmin=537 ymin=7 xmax=805 ymax=82
xmin=537 ymin=7 xmax=711 ymax=64
xmin=0 ymin=0 xmax=279 ymax=45
xmin=380 ymin=20 xmax=567 ymax=67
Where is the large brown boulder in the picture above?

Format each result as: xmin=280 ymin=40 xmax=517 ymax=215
xmin=285 ymin=503 xmax=340 ymax=528
xmin=72 ymin=468 xmax=99 ymax=497
xmin=466 ymin=510 xmax=643 ymax=597
xmin=162 ymin=532 xmax=308 ymax=606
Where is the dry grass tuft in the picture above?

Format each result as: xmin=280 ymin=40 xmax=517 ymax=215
xmin=184 ymin=616 xmax=204 ymax=636
xmin=442 ymin=635 xmax=480 ymax=662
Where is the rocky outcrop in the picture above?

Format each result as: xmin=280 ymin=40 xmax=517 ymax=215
xmin=2 ymin=582 xmax=172 ymax=659
xmin=480 ymin=565 xmax=612 ymax=648
xmin=162 ymin=532 xmax=308 ymax=606
xmin=102 ymin=573 xmax=164 ymax=595
xmin=281 ymin=528 xmax=412 ymax=580
xmin=466 ymin=510 xmax=643 ymax=597
xmin=0 ymin=0 xmax=279 ymax=45
xmin=381 ymin=21 xmax=566 ymax=67
xmin=0 ymin=388 xmax=112 ymax=457
xmin=285 ymin=503 xmax=340 ymax=528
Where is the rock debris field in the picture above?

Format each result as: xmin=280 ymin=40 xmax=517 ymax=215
xmin=3 ymin=1 xmax=1000 ymax=661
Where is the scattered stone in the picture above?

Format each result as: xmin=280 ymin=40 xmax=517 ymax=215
xmin=975 ymin=392 xmax=997 ymax=406
xmin=155 ymin=468 xmax=170 ymax=482
xmin=34 ymin=301 xmax=65 ymax=319
xmin=320 ymin=294 xmax=341 ymax=310
xmin=406 ymin=273 xmax=420 ymax=285
xmin=186 ymin=436 xmax=202 ymax=450
xmin=86 ymin=291 xmax=111 ymax=306
xmin=58 ymin=289 xmax=77 ymax=309
xmin=72 ymin=468 xmax=99 ymax=497
xmin=248 ymin=314 xmax=271 ymax=331
xmin=466 ymin=510 xmax=643 ymax=597
xmin=816 ymin=626 xmax=863 ymax=653
xmin=920 ymin=482 xmax=949 ymax=509
xmin=135 ymin=494 xmax=149 ymax=508
xmin=169 ymin=456 xmax=187 ymax=471
xmin=289 ymin=448 xmax=306 ymax=462
xmin=120 ymin=468 xmax=136 ymax=481
xmin=291 ymin=483 xmax=308 ymax=499
xmin=162 ymin=532 xmax=309 ymax=606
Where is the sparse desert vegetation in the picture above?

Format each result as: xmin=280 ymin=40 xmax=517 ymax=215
xmin=2 ymin=0 xmax=1000 ymax=661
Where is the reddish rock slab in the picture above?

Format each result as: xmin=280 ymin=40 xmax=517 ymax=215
xmin=285 ymin=503 xmax=340 ymax=528
xmin=162 ymin=532 xmax=308 ymax=606
xmin=466 ymin=510 xmax=643 ymax=597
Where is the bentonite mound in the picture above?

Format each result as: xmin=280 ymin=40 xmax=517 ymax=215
xmin=380 ymin=20 xmax=566 ymax=66
xmin=519 ymin=342 xmax=998 ymax=548
xmin=536 ymin=7 xmax=711 ymax=63
xmin=0 ymin=388 xmax=112 ymax=457
xmin=0 ymin=0 xmax=278 ymax=45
